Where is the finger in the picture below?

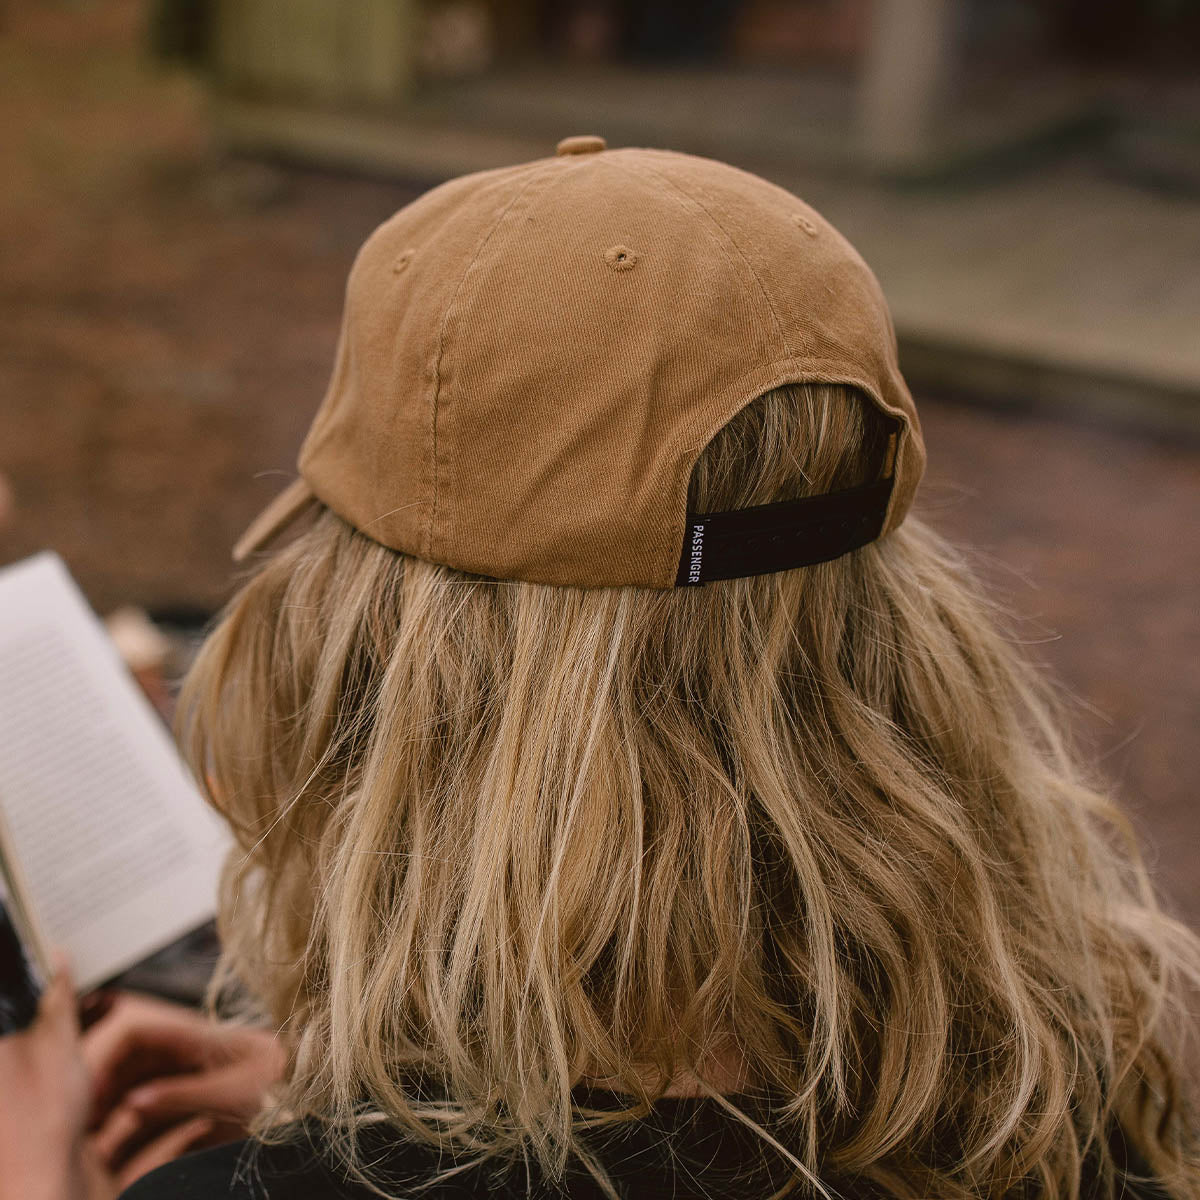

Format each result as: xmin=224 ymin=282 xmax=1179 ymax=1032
xmin=92 ymin=1060 xmax=258 ymax=1166
xmin=82 ymin=992 xmax=205 ymax=1077
xmin=126 ymin=1062 xmax=256 ymax=1123
xmin=82 ymin=1020 xmax=140 ymax=1129
xmin=82 ymin=995 xmax=213 ymax=1122
xmin=114 ymin=1116 xmax=215 ymax=1191
xmin=91 ymin=1099 xmax=149 ymax=1167
xmin=78 ymin=1143 xmax=120 ymax=1200
xmin=37 ymin=953 xmax=80 ymax=1042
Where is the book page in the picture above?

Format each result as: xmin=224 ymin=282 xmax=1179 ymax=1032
xmin=0 ymin=552 xmax=229 ymax=992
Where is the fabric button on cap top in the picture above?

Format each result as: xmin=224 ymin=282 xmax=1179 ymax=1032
xmin=556 ymin=134 xmax=606 ymax=156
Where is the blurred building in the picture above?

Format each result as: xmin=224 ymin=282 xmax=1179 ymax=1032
xmin=142 ymin=0 xmax=1200 ymax=435
xmin=153 ymin=0 xmax=1199 ymax=187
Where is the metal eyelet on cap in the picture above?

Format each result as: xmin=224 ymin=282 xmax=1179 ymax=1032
xmin=556 ymin=135 xmax=607 ymax=156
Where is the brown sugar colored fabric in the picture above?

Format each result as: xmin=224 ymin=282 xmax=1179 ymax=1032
xmin=235 ymin=140 xmax=925 ymax=588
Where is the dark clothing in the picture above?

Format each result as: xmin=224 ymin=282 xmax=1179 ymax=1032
xmin=119 ymin=1089 xmax=798 ymax=1200
xmin=0 ymin=892 xmax=41 ymax=1034
xmin=120 ymin=1087 xmax=1169 ymax=1200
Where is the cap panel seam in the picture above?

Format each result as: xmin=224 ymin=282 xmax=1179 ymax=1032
xmin=427 ymin=161 xmax=555 ymax=561
xmin=636 ymin=152 xmax=921 ymax=538
xmin=619 ymin=154 xmax=798 ymax=366
xmin=608 ymin=154 xmax=795 ymax=584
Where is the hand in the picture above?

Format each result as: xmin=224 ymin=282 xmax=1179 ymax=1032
xmin=0 ymin=959 xmax=114 ymax=1200
xmin=83 ymin=991 xmax=288 ymax=1191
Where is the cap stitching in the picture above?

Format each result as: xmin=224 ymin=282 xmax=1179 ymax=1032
xmin=428 ymin=161 xmax=556 ymax=562
xmin=633 ymin=150 xmax=920 ymax=571
xmin=433 ymin=159 xmax=628 ymax=571
xmin=611 ymin=153 xmax=802 ymax=583
xmin=621 ymin=154 xmax=796 ymax=363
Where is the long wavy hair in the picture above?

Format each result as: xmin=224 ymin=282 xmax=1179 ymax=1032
xmin=177 ymin=382 xmax=1200 ymax=1199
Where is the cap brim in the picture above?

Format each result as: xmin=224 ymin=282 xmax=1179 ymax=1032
xmin=232 ymin=477 xmax=318 ymax=563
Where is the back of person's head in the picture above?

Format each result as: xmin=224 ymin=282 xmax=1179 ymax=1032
xmin=180 ymin=377 xmax=1200 ymax=1200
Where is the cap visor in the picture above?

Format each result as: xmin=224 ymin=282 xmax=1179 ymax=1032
xmin=232 ymin=477 xmax=317 ymax=563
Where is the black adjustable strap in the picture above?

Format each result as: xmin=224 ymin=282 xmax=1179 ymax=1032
xmin=675 ymin=475 xmax=893 ymax=586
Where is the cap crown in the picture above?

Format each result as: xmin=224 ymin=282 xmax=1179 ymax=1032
xmin=297 ymin=145 xmax=924 ymax=587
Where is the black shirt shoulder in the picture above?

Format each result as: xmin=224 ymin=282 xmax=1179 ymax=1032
xmin=117 ymin=1097 xmax=798 ymax=1200
xmin=118 ymin=1135 xmax=357 ymax=1200
xmin=118 ymin=1102 xmax=1175 ymax=1200
xmin=117 ymin=1129 xmax=507 ymax=1200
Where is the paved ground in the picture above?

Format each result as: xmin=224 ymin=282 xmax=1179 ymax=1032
xmin=1 ymin=2 xmax=1196 ymax=923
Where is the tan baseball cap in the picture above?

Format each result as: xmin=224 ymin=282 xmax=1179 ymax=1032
xmin=234 ymin=135 xmax=924 ymax=588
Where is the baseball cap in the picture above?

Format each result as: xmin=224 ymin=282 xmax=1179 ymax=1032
xmin=234 ymin=135 xmax=925 ymax=588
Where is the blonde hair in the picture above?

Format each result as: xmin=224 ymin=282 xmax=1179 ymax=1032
xmin=179 ymin=382 xmax=1200 ymax=1199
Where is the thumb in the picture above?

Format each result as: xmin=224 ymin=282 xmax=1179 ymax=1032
xmin=36 ymin=952 xmax=79 ymax=1042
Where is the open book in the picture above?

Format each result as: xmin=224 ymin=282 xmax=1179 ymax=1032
xmin=0 ymin=552 xmax=228 ymax=1008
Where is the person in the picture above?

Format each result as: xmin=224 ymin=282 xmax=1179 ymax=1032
xmin=2 ymin=135 xmax=1198 ymax=1200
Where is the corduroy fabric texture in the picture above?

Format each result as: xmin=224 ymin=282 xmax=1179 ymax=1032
xmin=234 ymin=139 xmax=926 ymax=588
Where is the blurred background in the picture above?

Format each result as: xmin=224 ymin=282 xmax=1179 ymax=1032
xmin=0 ymin=0 xmax=1197 ymax=948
